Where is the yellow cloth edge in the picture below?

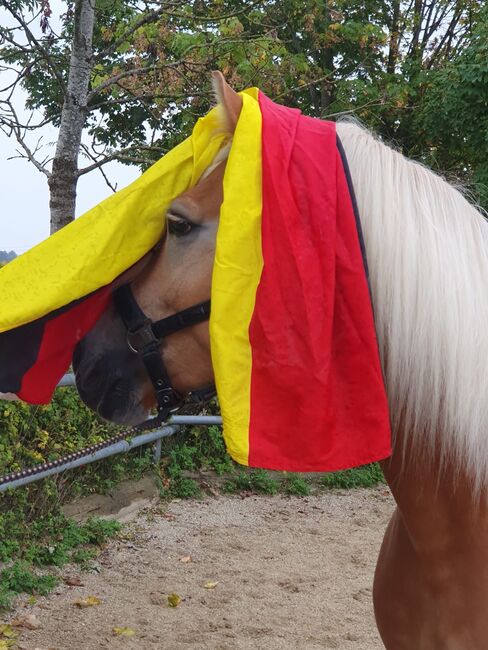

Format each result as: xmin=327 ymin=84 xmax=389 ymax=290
xmin=0 ymin=107 xmax=228 ymax=333
xmin=210 ymin=89 xmax=263 ymax=466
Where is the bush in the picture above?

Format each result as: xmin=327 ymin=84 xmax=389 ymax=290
xmin=0 ymin=390 xmax=150 ymax=609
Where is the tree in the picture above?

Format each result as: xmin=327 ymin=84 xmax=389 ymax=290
xmin=417 ymin=4 xmax=488 ymax=207
xmin=0 ymin=0 xmax=275 ymax=231
xmin=1 ymin=0 xmax=486 ymax=233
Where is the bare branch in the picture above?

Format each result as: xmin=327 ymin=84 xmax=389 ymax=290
xmin=271 ymin=72 xmax=335 ymax=102
xmin=1 ymin=1 xmax=66 ymax=94
xmin=96 ymin=162 xmax=117 ymax=192
xmin=0 ymin=100 xmax=51 ymax=177
xmin=88 ymin=90 xmax=208 ymax=110
xmin=167 ymin=0 xmax=265 ymax=23
xmin=77 ymin=143 xmax=165 ymax=176
xmin=87 ymin=57 xmax=205 ymax=100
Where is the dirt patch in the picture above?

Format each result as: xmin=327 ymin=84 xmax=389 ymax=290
xmin=8 ymin=488 xmax=394 ymax=650
xmin=62 ymin=477 xmax=160 ymax=523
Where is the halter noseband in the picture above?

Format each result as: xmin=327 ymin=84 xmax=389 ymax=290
xmin=113 ymin=284 xmax=215 ymax=419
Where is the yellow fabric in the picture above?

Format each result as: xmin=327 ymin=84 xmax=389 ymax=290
xmin=210 ymin=90 xmax=263 ymax=466
xmin=0 ymin=105 xmax=227 ymax=333
xmin=0 ymin=87 xmax=263 ymax=468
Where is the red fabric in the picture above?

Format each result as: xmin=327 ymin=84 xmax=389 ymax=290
xmin=248 ymin=93 xmax=391 ymax=471
xmin=17 ymin=288 xmax=111 ymax=404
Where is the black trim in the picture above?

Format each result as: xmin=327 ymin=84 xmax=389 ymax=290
xmin=336 ymin=134 xmax=370 ymax=281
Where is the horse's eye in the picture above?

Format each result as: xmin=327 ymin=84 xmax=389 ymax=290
xmin=167 ymin=216 xmax=194 ymax=237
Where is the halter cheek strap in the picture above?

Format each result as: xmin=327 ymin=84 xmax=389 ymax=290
xmin=113 ymin=284 xmax=214 ymax=419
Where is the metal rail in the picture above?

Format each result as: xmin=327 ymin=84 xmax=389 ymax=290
xmin=0 ymin=375 xmax=222 ymax=492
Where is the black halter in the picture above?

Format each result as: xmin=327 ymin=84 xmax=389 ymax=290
xmin=113 ymin=284 xmax=215 ymax=420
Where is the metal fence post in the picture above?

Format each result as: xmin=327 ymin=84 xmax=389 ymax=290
xmin=153 ymin=438 xmax=162 ymax=465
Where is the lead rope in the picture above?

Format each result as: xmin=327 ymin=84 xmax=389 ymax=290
xmin=0 ymin=410 xmax=167 ymax=489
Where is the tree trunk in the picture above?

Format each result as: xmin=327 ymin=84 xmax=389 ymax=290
xmin=48 ymin=0 xmax=95 ymax=233
xmin=410 ymin=0 xmax=423 ymax=60
xmin=387 ymin=0 xmax=401 ymax=74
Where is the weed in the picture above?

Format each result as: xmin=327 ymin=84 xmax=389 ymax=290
xmin=223 ymin=469 xmax=279 ymax=495
xmin=283 ymin=476 xmax=311 ymax=496
xmin=0 ymin=562 xmax=58 ymax=610
xmin=162 ymin=477 xmax=202 ymax=499
xmin=320 ymin=463 xmax=385 ymax=489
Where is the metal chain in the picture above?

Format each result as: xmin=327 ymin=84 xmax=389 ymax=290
xmin=0 ymin=412 xmax=166 ymax=488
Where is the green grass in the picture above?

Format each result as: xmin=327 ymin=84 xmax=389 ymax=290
xmin=320 ymin=463 xmax=385 ymax=489
xmin=0 ymin=517 xmax=120 ymax=610
xmin=283 ymin=476 xmax=311 ymax=496
xmin=0 ymin=562 xmax=58 ymax=610
xmin=0 ymin=390 xmax=151 ymax=610
xmin=222 ymin=468 xmax=279 ymax=494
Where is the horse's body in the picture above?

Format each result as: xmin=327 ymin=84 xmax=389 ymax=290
xmin=73 ymin=74 xmax=488 ymax=648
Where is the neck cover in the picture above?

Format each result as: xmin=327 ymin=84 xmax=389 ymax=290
xmin=0 ymin=89 xmax=391 ymax=472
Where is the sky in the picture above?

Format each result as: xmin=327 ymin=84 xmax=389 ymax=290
xmin=0 ymin=124 xmax=140 ymax=254
xmin=0 ymin=1 xmax=141 ymax=254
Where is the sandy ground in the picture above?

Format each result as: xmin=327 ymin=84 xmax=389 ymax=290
xmin=7 ymin=488 xmax=394 ymax=650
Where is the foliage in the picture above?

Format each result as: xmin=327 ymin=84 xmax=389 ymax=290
xmin=320 ymin=463 xmax=385 ymax=489
xmin=2 ymin=0 xmax=487 ymax=213
xmin=0 ymin=389 xmax=154 ymax=499
xmin=283 ymin=476 xmax=311 ymax=496
xmin=0 ymin=389 xmax=149 ymax=609
xmin=0 ymin=562 xmax=58 ymax=610
xmin=222 ymin=468 xmax=279 ymax=494
xmin=0 ymin=517 xmax=120 ymax=610
xmin=416 ymin=4 xmax=488 ymax=206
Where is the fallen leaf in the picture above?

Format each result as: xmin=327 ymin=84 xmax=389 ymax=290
xmin=73 ymin=596 xmax=102 ymax=608
xmin=112 ymin=627 xmax=136 ymax=637
xmin=167 ymin=593 xmax=181 ymax=608
xmin=0 ymin=641 xmax=14 ymax=650
xmin=11 ymin=614 xmax=42 ymax=630
xmin=0 ymin=625 xmax=17 ymax=639
xmin=203 ymin=581 xmax=218 ymax=589
xmin=64 ymin=576 xmax=84 ymax=587
xmin=27 ymin=595 xmax=37 ymax=606
xmin=179 ymin=555 xmax=192 ymax=563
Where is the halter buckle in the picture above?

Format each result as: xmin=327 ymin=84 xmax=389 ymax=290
xmin=127 ymin=321 xmax=159 ymax=354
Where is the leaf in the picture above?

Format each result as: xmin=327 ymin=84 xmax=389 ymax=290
xmin=0 ymin=625 xmax=18 ymax=639
xmin=179 ymin=555 xmax=192 ymax=563
xmin=112 ymin=627 xmax=136 ymax=637
xmin=0 ymin=641 xmax=15 ymax=650
xmin=167 ymin=593 xmax=181 ymax=608
xmin=73 ymin=596 xmax=102 ymax=608
xmin=11 ymin=614 xmax=42 ymax=630
xmin=203 ymin=581 xmax=218 ymax=589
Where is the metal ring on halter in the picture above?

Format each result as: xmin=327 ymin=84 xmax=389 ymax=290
xmin=113 ymin=283 xmax=215 ymax=419
xmin=126 ymin=321 xmax=159 ymax=354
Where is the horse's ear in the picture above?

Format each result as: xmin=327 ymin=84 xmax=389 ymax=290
xmin=211 ymin=71 xmax=242 ymax=133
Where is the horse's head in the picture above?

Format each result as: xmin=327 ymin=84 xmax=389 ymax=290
xmin=73 ymin=73 xmax=242 ymax=424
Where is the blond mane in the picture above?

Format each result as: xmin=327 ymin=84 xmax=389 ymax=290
xmin=337 ymin=121 xmax=488 ymax=492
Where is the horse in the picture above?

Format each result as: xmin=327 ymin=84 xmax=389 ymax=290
xmin=73 ymin=72 xmax=488 ymax=649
